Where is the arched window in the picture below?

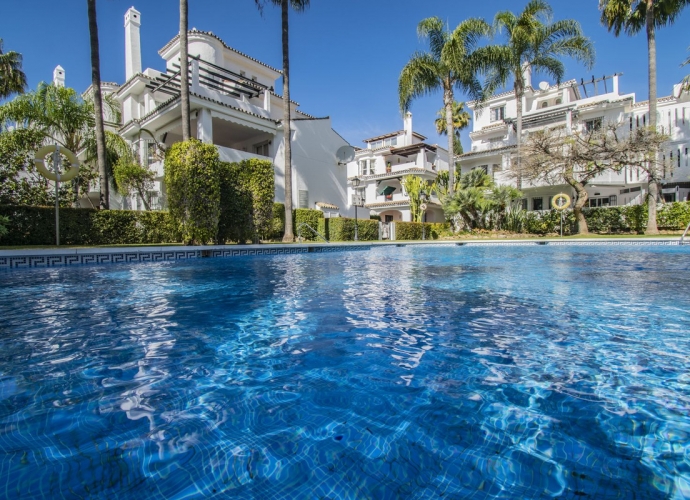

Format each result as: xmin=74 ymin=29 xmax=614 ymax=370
xmin=555 ymin=98 xmax=562 ymax=105
xmin=541 ymin=101 xmax=548 ymax=109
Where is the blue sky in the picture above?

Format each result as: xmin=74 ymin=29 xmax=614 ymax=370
xmin=2 ymin=0 xmax=689 ymax=149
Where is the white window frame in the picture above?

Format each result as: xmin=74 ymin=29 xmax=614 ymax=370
xmin=490 ymin=106 xmax=505 ymax=123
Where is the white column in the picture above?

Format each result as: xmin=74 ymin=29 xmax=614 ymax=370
xmin=191 ymin=58 xmax=200 ymax=92
xmin=125 ymin=7 xmax=142 ymax=80
xmin=416 ymin=149 xmax=425 ymax=168
xmin=197 ymin=108 xmax=213 ymax=144
xmin=612 ymin=74 xmax=619 ymax=95
xmin=263 ymin=90 xmax=271 ymax=112
xmin=566 ymin=110 xmax=573 ymax=133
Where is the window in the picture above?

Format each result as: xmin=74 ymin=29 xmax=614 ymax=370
xmin=584 ymin=117 xmax=602 ymax=133
xmin=587 ymin=197 xmax=612 ymax=207
xmin=254 ymin=141 xmax=270 ymax=157
xmin=368 ymin=137 xmax=397 ymax=149
xmin=490 ymin=106 xmax=505 ymax=122
xmin=298 ymin=190 xmax=308 ymax=209
xmin=521 ymin=199 xmax=528 ymax=210
xmin=147 ymin=142 xmax=156 ymax=166
xmin=532 ymin=197 xmax=543 ymax=211
xmin=541 ymin=101 xmax=549 ymax=109
xmin=358 ymin=159 xmax=375 ymax=176
xmin=555 ymin=98 xmax=562 ymax=105
xmin=478 ymin=165 xmax=489 ymax=174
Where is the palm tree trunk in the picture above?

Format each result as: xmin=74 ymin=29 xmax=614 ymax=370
xmin=180 ymin=0 xmax=191 ymax=141
xmin=281 ymin=0 xmax=294 ymax=242
xmin=514 ymin=80 xmax=524 ymax=190
xmin=645 ymin=0 xmax=659 ymax=234
xmin=444 ymin=84 xmax=455 ymax=195
xmin=137 ymin=187 xmax=151 ymax=211
xmin=87 ymin=0 xmax=109 ymax=209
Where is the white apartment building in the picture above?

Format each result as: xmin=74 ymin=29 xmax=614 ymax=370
xmin=462 ymin=67 xmax=690 ymax=210
xmin=345 ymin=112 xmax=450 ymax=223
xmin=79 ymin=7 xmax=354 ymax=216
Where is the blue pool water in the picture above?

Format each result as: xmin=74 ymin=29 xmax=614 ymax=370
xmin=0 ymin=245 xmax=689 ymax=499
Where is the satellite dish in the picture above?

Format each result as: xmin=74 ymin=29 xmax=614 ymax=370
xmin=336 ymin=145 xmax=356 ymax=165
xmin=538 ymin=81 xmax=549 ymax=91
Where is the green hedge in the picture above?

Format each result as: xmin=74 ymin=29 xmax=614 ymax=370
xmin=395 ymin=221 xmax=451 ymax=240
xmin=267 ymin=205 xmax=325 ymax=241
xmin=0 ymin=205 xmax=180 ymax=246
xmin=522 ymin=202 xmax=689 ymax=235
xmin=217 ymin=159 xmax=275 ymax=244
xmin=293 ymin=208 xmax=325 ymax=241
xmin=318 ymin=217 xmax=379 ymax=242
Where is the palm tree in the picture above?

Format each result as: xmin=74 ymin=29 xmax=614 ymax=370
xmin=180 ymin=0 xmax=191 ymax=141
xmin=435 ymin=100 xmax=471 ymax=157
xmin=600 ymin=0 xmax=689 ymax=234
xmin=0 ymin=39 xmax=27 ymax=100
xmin=484 ymin=0 xmax=594 ymax=185
xmin=255 ymin=0 xmax=310 ymax=242
xmin=399 ymin=17 xmax=491 ymax=196
xmin=87 ymin=0 xmax=109 ymax=209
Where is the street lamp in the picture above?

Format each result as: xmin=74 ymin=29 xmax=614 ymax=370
xmin=352 ymin=176 xmax=361 ymax=241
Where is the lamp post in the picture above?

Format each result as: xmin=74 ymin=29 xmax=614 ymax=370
xmin=352 ymin=176 xmax=360 ymax=241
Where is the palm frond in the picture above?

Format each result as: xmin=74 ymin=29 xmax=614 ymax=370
xmin=398 ymin=52 xmax=443 ymax=112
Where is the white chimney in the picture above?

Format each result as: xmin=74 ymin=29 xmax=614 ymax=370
xmin=522 ymin=62 xmax=532 ymax=89
xmin=612 ymin=73 xmax=619 ymax=95
xmin=124 ymin=7 xmax=142 ymax=80
xmin=53 ymin=65 xmax=65 ymax=87
xmin=404 ymin=111 xmax=413 ymax=146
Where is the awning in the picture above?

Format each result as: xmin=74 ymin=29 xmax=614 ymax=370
xmin=316 ymin=202 xmax=339 ymax=210
xmin=378 ymin=185 xmax=397 ymax=196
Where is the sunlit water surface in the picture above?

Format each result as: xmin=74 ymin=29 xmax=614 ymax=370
xmin=0 ymin=245 xmax=689 ymax=499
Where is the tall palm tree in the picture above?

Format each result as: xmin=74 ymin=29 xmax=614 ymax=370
xmin=255 ymin=0 xmax=310 ymax=242
xmin=180 ymin=0 xmax=191 ymax=141
xmin=484 ymin=0 xmax=594 ymax=185
xmin=399 ymin=17 xmax=491 ymax=195
xmin=600 ymin=0 xmax=689 ymax=234
xmin=87 ymin=0 xmax=109 ymax=209
xmin=0 ymin=39 xmax=27 ymax=100
xmin=435 ymin=100 xmax=471 ymax=157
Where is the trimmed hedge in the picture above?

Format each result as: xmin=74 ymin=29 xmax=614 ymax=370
xmin=522 ymin=202 xmax=689 ymax=235
xmin=217 ymin=159 xmax=275 ymax=244
xmin=319 ymin=217 xmax=379 ymax=242
xmin=165 ymin=140 xmax=221 ymax=244
xmin=0 ymin=205 xmax=180 ymax=246
xmin=293 ymin=208 xmax=325 ymax=241
xmin=267 ymin=205 xmax=325 ymax=241
xmin=395 ymin=221 xmax=451 ymax=240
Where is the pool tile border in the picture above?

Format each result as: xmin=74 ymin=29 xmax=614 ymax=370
xmin=0 ymin=239 xmax=685 ymax=270
xmin=0 ymin=244 xmax=371 ymax=269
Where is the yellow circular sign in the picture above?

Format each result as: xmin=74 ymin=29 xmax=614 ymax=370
xmin=552 ymin=193 xmax=571 ymax=211
xmin=34 ymin=145 xmax=80 ymax=182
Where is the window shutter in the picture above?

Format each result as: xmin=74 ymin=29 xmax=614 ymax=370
xmin=298 ymin=190 xmax=308 ymax=209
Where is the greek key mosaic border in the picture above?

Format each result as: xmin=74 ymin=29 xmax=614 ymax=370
xmin=0 ymin=245 xmax=372 ymax=270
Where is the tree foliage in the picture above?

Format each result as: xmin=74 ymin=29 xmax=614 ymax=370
xmin=401 ymin=175 xmax=432 ymax=222
xmin=0 ymin=39 xmax=27 ymax=100
xmin=165 ymin=139 xmax=222 ymax=244
xmin=519 ymin=122 xmax=668 ymax=233
xmin=443 ymin=167 xmax=522 ymax=230
xmin=399 ymin=17 xmax=492 ymax=195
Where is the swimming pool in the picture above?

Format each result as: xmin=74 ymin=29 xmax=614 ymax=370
xmin=0 ymin=245 xmax=688 ymax=499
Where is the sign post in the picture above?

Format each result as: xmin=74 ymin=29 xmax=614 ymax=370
xmin=34 ymin=145 xmax=80 ymax=246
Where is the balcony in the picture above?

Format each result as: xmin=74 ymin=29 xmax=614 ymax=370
xmin=217 ymin=145 xmax=271 ymax=163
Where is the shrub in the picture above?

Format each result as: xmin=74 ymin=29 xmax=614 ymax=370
xmin=0 ymin=205 xmax=181 ymax=246
xmin=320 ymin=217 xmax=379 ymax=241
xmin=270 ymin=202 xmax=285 ymax=240
xmin=370 ymin=214 xmax=381 ymax=221
xmin=657 ymin=201 xmax=690 ymax=230
xmin=395 ymin=221 xmax=450 ymax=240
xmin=293 ymin=208 xmax=324 ymax=241
xmin=165 ymin=139 xmax=221 ymax=244
xmin=217 ymin=159 xmax=275 ymax=244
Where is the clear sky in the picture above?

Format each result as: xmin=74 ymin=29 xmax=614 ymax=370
xmin=2 ymin=0 xmax=689 ymax=150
